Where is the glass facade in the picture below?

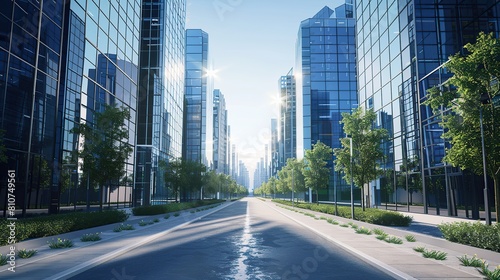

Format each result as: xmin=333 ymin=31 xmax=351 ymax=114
xmin=136 ymin=0 xmax=186 ymax=206
xmin=58 ymin=0 xmax=141 ymax=209
xmin=213 ymin=89 xmax=228 ymax=174
xmin=183 ymin=29 xmax=213 ymax=167
xmin=296 ymin=4 xmax=357 ymax=201
xmin=0 ymin=0 xmax=65 ymax=213
xmin=279 ymin=68 xmax=296 ymax=170
xmin=356 ymin=0 xmax=500 ymax=212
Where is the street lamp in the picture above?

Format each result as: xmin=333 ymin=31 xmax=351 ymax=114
xmin=480 ymin=93 xmax=491 ymax=225
xmin=346 ymin=137 xmax=355 ymax=220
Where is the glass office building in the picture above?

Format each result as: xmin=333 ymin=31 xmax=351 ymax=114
xmin=0 ymin=0 xmax=142 ymax=212
xmin=136 ymin=0 xmax=186 ymax=206
xmin=59 ymin=0 xmax=141 ymax=209
xmin=296 ymin=4 xmax=357 ymax=201
xmin=279 ymin=68 xmax=296 ymax=170
xmin=0 ymin=0 xmax=65 ymax=213
xmin=213 ymin=89 xmax=228 ymax=174
xmin=356 ymin=0 xmax=500 ymax=213
xmin=184 ymin=29 xmax=213 ymax=168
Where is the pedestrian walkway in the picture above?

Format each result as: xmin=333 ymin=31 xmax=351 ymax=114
xmin=0 ymin=198 xmax=498 ymax=279
xmin=264 ymin=199 xmax=500 ymax=279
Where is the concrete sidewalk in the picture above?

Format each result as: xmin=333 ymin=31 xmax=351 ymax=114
xmin=264 ymin=200 xmax=500 ymax=279
xmin=1 ymin=198 xmax=499 ymax=279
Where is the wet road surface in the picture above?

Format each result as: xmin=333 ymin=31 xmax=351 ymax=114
xmin=69 ymin=198 xmax=393 ymax=279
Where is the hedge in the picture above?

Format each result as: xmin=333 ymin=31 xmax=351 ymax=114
xmin=273 ymin=200 xmax=412 ymax=226
xmin=0 ymin=210 xmax=128 ymax=246
xmin=438 ymin=222 xmax=500 ymax=252
xmin=132 ymin=200 xmax=223 ymax=216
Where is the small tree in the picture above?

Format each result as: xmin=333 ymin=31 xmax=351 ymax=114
xmin=71 ymin=105 xmax=133 ymax=211
xmin=425 ymin=32 xmax=500 ymax=222
xmin=304 ymin=141 xmax=333 ymax=203
xmin=334 ymin=107 xmax=388 ymax=210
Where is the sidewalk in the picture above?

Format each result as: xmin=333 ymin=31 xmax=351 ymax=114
xmin=0 ymin=203 xmax=232 ymax=279
xmin=1 ymin=198 xmax=499 ymax=279
xmin=265 ymin=200 xmax=500 ymax=279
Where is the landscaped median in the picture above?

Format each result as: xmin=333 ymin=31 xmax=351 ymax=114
xmin=272 ymin=200 xmax=412 ymax=226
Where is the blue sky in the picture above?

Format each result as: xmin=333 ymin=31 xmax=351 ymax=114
xmin=186 ymin=0 xmax=344 ymax=176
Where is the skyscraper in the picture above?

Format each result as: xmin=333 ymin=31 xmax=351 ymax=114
xmin=0 ymin=0 xmax=143 ymax=212
xmin=296 ymin=3 xmax=357 ymax=201
xmin=136 ymin=0 xmax=186 ymax=206
xmin=279 ymin=68 xmax=296 ymax=170
xmin=0 ymin=0 xmax=66 ymax=213
xmin=183 ymin=29 xmax=213 ymax=168
xmin=270 ymin=118 xmax=279 ymax=177
xmin=213 ymin=89 xmax=228 ymax=174
xmin=355 ymin=0 xmax=500 ymax=211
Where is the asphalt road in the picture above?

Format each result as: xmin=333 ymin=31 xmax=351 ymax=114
xmin=69 ymin=198 xmax=394 ymax=280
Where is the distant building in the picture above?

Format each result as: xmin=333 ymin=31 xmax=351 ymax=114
xmin=270 ymin=119 xmax=279 ymax=177
xmin=279 ymin=68 xmax=297 ymax=170
xmin=183 ymin=29 xmax=213 ymax=168
xmin=213 ymin=89 xmax=228 ymax=174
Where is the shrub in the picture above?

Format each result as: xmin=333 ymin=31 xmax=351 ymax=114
xmin=153 ymin=218 xmax=160 ymax=223
xmin=458 ymin=255 xmax=484 ymax=268
xmin=80 ymin=233 xmax=101 ymax=242
xmin=0 ymin=210 xmax=128 ymax=246
xmin=17 ymin=249 xmax=38 ymax=259
xmin=413 ymin=246 xmax=426 ymax=253
xmin=272 ymin=200 xmax=412 ymax=226
xmin=113 ymin=223 xmax=135 ymax=232
xmin=385 ymin=236 xmax=403 ymax=244
xmin=164 ymin=214 xmax=171 ymax=219
xmin=373 ymin=228 xmax=386 ymax=236
xmin=422 ymin=250 xmax=447 ymax=260
xmin=405 ymin=235 xmax=416 ymax=242
xmin=478 ymin=264 xmax=500 ymax=280
xmin=0 ymin=254 xmax=8 ymax=266
xmin=355 ymin=227 xmax=372 ymax=235
xmin=438 ymin=222 xmax=500 ymax=252
xmin=48 ymin=238 xmax=73 ymax=249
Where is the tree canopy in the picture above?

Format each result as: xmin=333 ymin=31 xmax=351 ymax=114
xmin=425 ymin=32 xmax=500 ymax=221
xmin=334 ymin=107 xmax=388 ymax=210
xmin=71 ymin=105 xmax=133 ymax=211
xmin=304 ymin=141 xmax=333 ymax=203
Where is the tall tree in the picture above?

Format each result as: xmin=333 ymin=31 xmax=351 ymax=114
xmin=334 ymin=107 xmax=388 ymax=210
xmin=304 ymin=141 xmax=333 ymax=203
xmin=425 ymin=32 xmax=500 ymax=222
xmin=71 ymin=105 xmax=133 ymax=211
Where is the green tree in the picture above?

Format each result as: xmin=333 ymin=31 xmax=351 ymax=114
xmin=161 ymin=159 xmax=182 ymax=202
xmin=304 ymin=141 xmax=333 ymax=203
xmin=71 ymin=105 xmax=133 ymax=211
xmin=425 ymin=32 xmax=500 ymax=222
xmin=334 ymin=107 xmax=388 ymax=210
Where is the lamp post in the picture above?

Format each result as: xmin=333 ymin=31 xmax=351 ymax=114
xmin=480 ymin=93 xmax=491 ymax=225
xmin=348 ymin=137 xmax=355 ymax=220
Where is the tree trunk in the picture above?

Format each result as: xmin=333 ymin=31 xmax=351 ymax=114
xmin=361 ymin=187 xmax=365 ymax=211
xmin=99 ymin=184 xmax=103 ymax=212
xmin=494 ymin=176 xmax=499 ymax=223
